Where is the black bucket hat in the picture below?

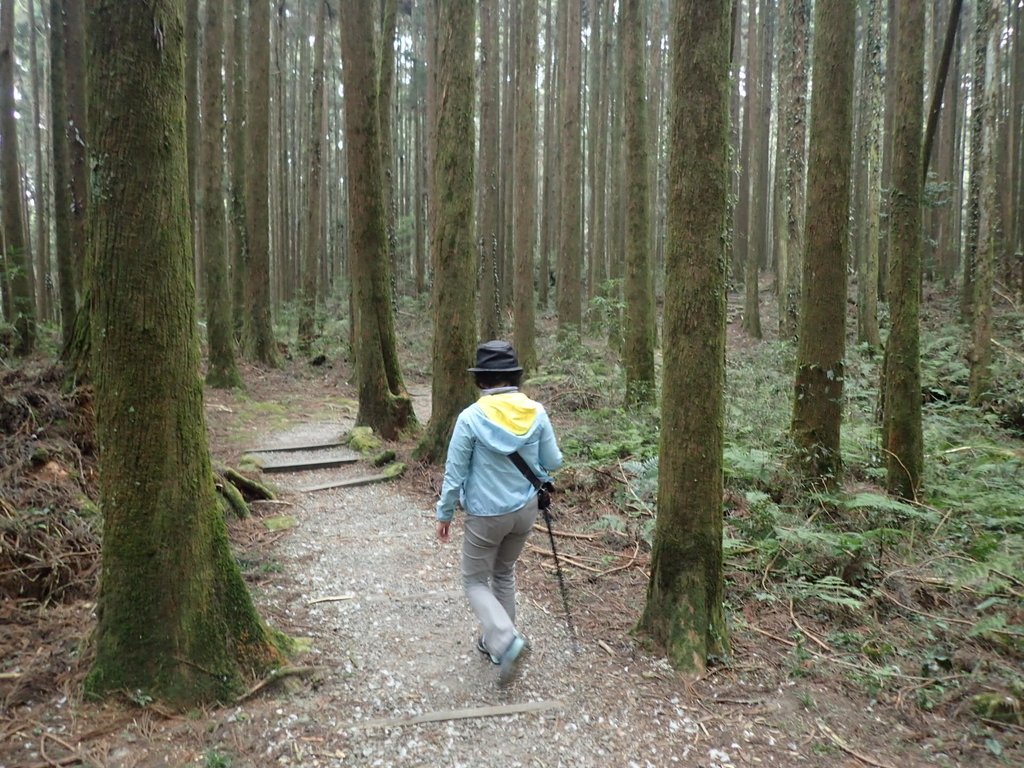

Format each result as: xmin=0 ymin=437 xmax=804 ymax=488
xmin=467 ymin=340 xmax=523 ymax=373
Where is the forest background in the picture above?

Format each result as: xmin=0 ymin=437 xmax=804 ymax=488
xmin=0 ymin=0 xmax=1023 ymax=765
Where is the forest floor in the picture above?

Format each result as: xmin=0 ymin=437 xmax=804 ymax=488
xmin=1 ymin=293 xmax=1022 ymax=767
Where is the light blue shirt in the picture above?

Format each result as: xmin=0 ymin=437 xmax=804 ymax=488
xmin=435 ymin=390 xmax=562 ymax=522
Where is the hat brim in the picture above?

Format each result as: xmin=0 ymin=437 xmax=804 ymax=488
xmin=467 ymin=365 xmax=523 ymax=373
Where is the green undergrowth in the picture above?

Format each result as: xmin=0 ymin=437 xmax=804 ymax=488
xmin=543 ymin=309 xmax=1023 ymax=734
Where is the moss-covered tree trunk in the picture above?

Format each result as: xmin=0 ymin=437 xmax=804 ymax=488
xmin=297 ymin=0 xmax=326 ymax=354
xmin=228 ymin=0 xmax=248 ymax=340
xmin=882 ymin=0 xmax=925 ymax=499
xmin=1 ymin=0 xmax=36 ymax=355
xmin=639 ymin=0 xmax=731 ymax=672
xmin=202 ymin=0 xmax=242 ymax=389
xmin=339 ymin=0 xmax=416 ymax=442
xmin=741 ymin=0 xmax=763 ymax=340
xmin=85 ymin=0 xmax=280 ymax=706
xmin=622 ymin=0 xmax=655 ymax=405
xmin=556 ymin=0 xmax=583 ymax=332
xmin=244 ymin=0 xmax=278 ymax=366
xmin=416 ymin=0 xmax=477 ymax=462
xmin=961 ymin=0 xmax=988 ymax=322
xmin=512 ymin=0 xmax=538 ymax=373
xmin=790 ymin=0 xmax=856 ymax=486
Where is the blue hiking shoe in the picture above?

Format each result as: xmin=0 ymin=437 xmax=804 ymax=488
xmin=477 ymin=636 xmax=500 ymax=665
xmin=497 ymin=633 xmax=530 ymax=686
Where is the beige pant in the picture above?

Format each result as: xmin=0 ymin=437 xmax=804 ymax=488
xmin=461 ymin=495 xmax=539 ymax=660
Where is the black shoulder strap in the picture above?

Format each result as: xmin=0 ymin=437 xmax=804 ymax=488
xmin=508 ymin=451 xmax=543 ymax=490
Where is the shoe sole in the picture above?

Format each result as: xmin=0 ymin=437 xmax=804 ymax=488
xmin=498 ymin=635 xmax=530 ymax=686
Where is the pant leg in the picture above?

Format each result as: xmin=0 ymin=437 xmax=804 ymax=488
xmin=461 ymin=512 xmax=516 ymax=656
xmin=490 ymin=497 xmax=539 ymax=625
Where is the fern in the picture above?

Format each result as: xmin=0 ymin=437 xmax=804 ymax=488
xmin=788 ymin=575 xmax=868 ymax=610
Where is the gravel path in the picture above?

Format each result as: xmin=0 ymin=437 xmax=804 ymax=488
xmin=233 ymin=419 xmax=785 ymax=768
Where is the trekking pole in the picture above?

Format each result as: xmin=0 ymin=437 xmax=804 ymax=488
xmin=541 ymin=504 xmax=581 ymax=656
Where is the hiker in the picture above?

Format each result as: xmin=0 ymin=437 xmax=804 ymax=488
xmin=435 ymin=340 xmax=563 ymax=685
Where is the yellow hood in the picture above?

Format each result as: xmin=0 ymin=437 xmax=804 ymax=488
xmin=477 ymin=392 xmax=538 ymax=435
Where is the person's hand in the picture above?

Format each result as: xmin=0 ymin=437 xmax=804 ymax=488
xmin=436 ymin=520 xmax=451 ymax=543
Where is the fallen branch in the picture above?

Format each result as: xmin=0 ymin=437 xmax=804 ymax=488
xmin=307 ymin=594 xmax=356 ymax=606
xmin=789 ymin=600 xmax=834 ymax=654
xmin=347 ymin=699 xmax=563 ymax=730
xmin=817 ymin=719 xmax=896 ymax=768
xmin=531 ymin=523 xmax=597 ymax=541
xmin=235 ymin=666 xmax=320 ymax=703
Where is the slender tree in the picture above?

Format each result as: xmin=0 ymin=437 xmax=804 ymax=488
xmin=857 ymin=0 xmax=883 ymax=347
xmin=556 ymin=0 xmax=583 ymax=331
xmin=791 ymin=0 xmax=856 ymax=485
xmin=882 ymin=0 xmax=926 ymax=499
xmin=85 ymin=0 xmax=281 ymax=705
xmin=639 ymin=0 xmax=731 ymax=671
xmin=297 ymin=0 xmax=327 ymax=353
xmin=778 ymin=0 xmax=809 ymax=340
xmin=244 ymin=0 xmax=278 ymax=365
xmin=339 ymin=0 xmax=416 ymax=440
xmin=741 ymin=0 xmax=764 ymax=339
xmin=201 ymin=0 xmax=242 ymax=388
xmin=0 ymin=0 xmax=36 ymax=354
xmin=622 ymin=0 xmax=655 ymax=404
xmin=967 ymin=0 xmax=1002 ymax=405
xmin=228 ymin=0 xmax=248 ymax=338
xmin=28 ymin=0 xmax=50 ymax=320
xmin=51 ymin=0 xmax=76 ymax=349
xmin=961 ymin=0 xmax=989 ymax=321
xmin=512 ymin=0 xmax=538 ymax=373
xmin=416 ymin=0 xmax=477 ymax=461
xmin=477 ymin=0 xmax=500 ymax=340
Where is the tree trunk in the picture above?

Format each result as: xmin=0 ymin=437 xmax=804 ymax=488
xmin=244 ymin=0 xmax=278 ymax=365
xmin=586 ymin=0 xmax=605 ymax=307
xmin=777 ymin=0 xmax=809 ymax=341
xmin=477 ymin=0 xmax=501 ymax=340
xmin=512 ymin=0 xmax=538 ymax=373
xmin=84 ymin=0 xmax=281 ymax=706
xmin=538 ymin=0 xmax=556 ymax=310
xmin=556 ymin=0 xmax=583 ymax=331
xmin=416 ymin=0 xmax=477 ymax=462
xmin=28 ymin=0 xmax=51 ymax=322
xmin=186 ymin=0 xmax=201 ymax=296
xmin=967 ymin=0 xmax=1002 ymax=405
xmin=228 ymin=0 xmax=248 ymax=340
xmin=742 ymin=0 xmax=767 ymax=340
xmin=202 ymin=0 xmax=242 ymax=389
xmin=62 ymin=0 xmax=90 ymax=372
xmin=339 ymin=0 xmax=416 ymax=441
xmin=733 ymin=0 xmax=752 ymax=287
xmin=640 ymin=0 xmax=731 ymax=672
xmin=51 ymin=0 xmax=76 ymax=350
xmin=622 ymin=0 xmax=654 ymax=404
xmin=858 ymin=0 xmax=883 ymax=347
xmin=882 ymin=0 xmax=926 ymax=500
xmin=961 ymin=0 xmax=989 ymax=321
xmin=0 ymin=0 xmax=36 ymax=354
xmin=378 ymin=0 xmax=399 ymax=296
xmin=298 ymin=0 xmax=326 ymax=354
xmin=791 ymin=0 xmax=856 ymax=485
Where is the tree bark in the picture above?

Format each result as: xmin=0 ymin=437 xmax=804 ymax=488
xmin=882 ymin=0 xmax=926 ymax=500
xmin=339 ymin=0 xmax=416 ymax=441
xmin=84 ymin=0 xmax=280 ymax=705
xmin=858 ymin=0 xmax=883 ymax=348
xmin=416 ymin=0 xmax=477 ymax=462
xmin=622 ymin=0 xmax=654 ymax=404
xmin=228 ymin=0 xmax=248 ymax=340
xmin=0 ymin=0 xmax=36 ymax=354
xmin=967 ymin=0 xmax=1002 ymax=405
xmin=961 ymin=0 xmax=989 ymax=321
xmin=512 ymin=0 xmax=538 ymax=373
xmin=791 ymin=0 xmax=856 ymax=485
xmin=244 ymin=0 xmax=278 ymax=365
xmin=297 ymin=0 xmax=326 ymax=354
xmin=556 ymin=0 xmax=583 ymax=331
xmin=202 ymin=0 xmax=242 ymax=388
xmin=50 ymin=0 xmax=76 ymax=350
xmin=477 ymin=0 xmax=500 ymax=340
xmin=640 ymin=0 xmax=731 ymax=672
